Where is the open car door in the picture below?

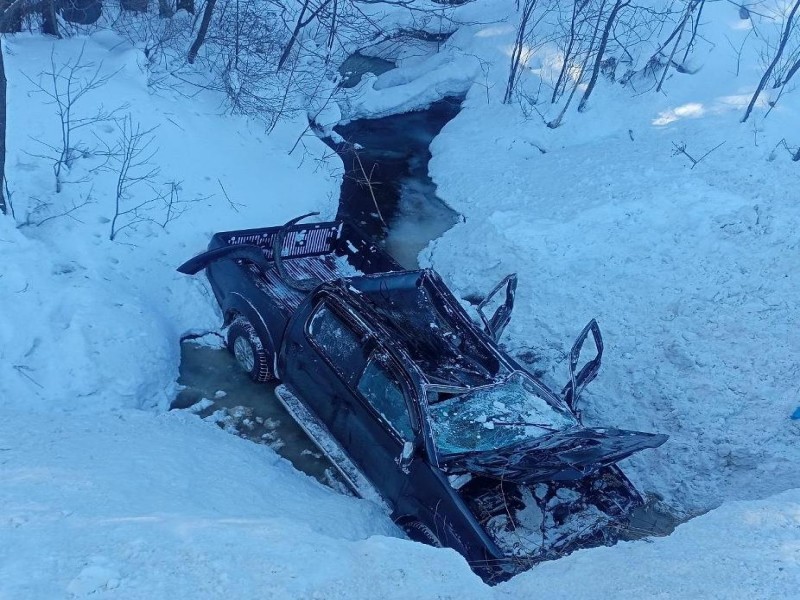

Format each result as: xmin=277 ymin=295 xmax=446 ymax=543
xmin=562 ymin=319 xmax=603 ymax=413
xmin=477 ymin=274 xmax=517 ymax=342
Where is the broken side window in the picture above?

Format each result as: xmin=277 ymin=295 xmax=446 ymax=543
xmin=357 ymin=357 xmax=414 ymax=441
xmin=307 ymin=303 xmax=365 ymax=383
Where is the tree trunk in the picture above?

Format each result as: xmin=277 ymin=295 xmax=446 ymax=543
xmin=41 ymin=0 xmax=61 ymax=36
xmin=187 ymin=0 xmax=216 ymax=64
xmin=578 ymin=0 xmax=629 ymax=112
xmin=120 ymin=0 xmax=148 ymax=12
xmin=277 ymin=0 xmax=332 ymax=71
xmin=552 ymin=0 xmax=588 ymax=103
xmin=0 ymin=38 xmax=7 ymax=216
xmin=277 ymin=1 xmax=309 ymax=71
xmin=503 ymin=0 xmax=537 ymax=104
xmin=0 ymin=0 xmax=23 ymax=32
xmin=158 ymin=0 xmax=173 ymax=17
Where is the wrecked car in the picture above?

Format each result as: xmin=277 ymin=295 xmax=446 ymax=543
xmin=178 ymin=213 xmax=667 ymax=582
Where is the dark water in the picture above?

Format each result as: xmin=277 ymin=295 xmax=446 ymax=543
xmin=326 ymin=97 xmax=463 ymax=269
xmin=338 ymin=53 xmax=395 ymax=89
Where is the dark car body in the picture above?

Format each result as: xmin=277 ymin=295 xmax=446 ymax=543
xmin=178 ymin=215 xmax=667 ymax=582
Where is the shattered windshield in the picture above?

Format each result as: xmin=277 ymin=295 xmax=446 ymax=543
xmin=427 ymin=372 xmax=577 ymax=455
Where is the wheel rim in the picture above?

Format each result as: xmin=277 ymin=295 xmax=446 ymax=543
xmin=233 ymin=336 xmax=255 ymax=372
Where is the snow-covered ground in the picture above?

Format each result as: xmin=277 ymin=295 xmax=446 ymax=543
xmin=1 ymin=34 xmax=339 ymax=413
xmin=3 ymin=406 xmax=798 ymax=598
xmin=417 ymin=0 xmax=800 ymax=516
xmin=2 ymin=0 xmax=800 ymax=596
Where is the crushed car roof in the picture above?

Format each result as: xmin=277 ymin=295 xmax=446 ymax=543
xmin=339 ymin=269 xmax=503 ymax=388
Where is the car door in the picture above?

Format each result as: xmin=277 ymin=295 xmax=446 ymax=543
xmin=283 ymin=298 xmax=369 ymax=430
xmin=338 ymin=349 xmax=417 ymax=509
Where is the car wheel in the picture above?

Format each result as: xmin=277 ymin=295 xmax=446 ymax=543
xmin=402 ymin=520 xmax=443 ymax=548
xmin=227 ymin=316 xmax=273 ymax=382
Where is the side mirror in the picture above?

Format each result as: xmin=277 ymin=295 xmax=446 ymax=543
xmin=477 ymin=274 xmax=518 ymax=342
xmin=561 ymin=319 xmax=604 ymax=413
xmin=397 ymin=440 xmax=415 ymax=474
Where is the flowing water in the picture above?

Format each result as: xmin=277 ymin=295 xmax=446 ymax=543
xmin=328 ymin=96 xmax=462 ymax=268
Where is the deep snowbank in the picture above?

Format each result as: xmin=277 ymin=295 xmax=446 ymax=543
xmin=365 ymin=1 xmax=800 ymax=514
xmin=1 ymin=34 xmax=338 ymax=412
xmin=0 ymin=409 xmax=489 ymax=599
xmin=499 ymin=488 xmax=800 ymax=599
xmin=2 ymin=407 xmax=796 ymax=598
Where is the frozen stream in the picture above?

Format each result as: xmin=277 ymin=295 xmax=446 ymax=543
xmin=326 ymin=96 xmax=462 ymax=268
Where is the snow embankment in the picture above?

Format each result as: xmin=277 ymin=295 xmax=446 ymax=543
xmin=0 ymin=409 xmax=489 ymax=599
xmin=334 ymin=1 xmax=800 ymax=515
xmin=1 ymin=34 xmax=339 ymax=412
xmin=499 ymin=488 xmax=800 ymax=599
xmin=2 ymin=407 xmax=796 ymax=598
xmin=335 ymin=51 xmax=481 ymax=124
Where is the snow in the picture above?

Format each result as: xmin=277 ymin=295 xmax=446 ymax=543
xmin=2 ymin=406 xmax=797 ymax=598
xmin=0 ymin=408 xmax=482 ymax=598
xmin=416 ymin=0 xmax=800 ymax=514
xmin=497 ymin=488 xmax=800 ymax=599
xmin=1 ymin=33 xmax=339 ymax=412
xmin=336 ymin=52 xmax=480 ymax=123
xmin=2 ymin=0 xmax=800 ymax=596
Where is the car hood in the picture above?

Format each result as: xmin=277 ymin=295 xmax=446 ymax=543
xmin=441 ymin=427 xmax=668 ymax=484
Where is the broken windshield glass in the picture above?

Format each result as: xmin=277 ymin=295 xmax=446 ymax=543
xmin=427 ymin=372 xmax=577 ymax=455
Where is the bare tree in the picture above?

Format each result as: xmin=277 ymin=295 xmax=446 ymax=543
xmin=548 ymin=0 xmax=607 ymax=128
xmin=578 ymin=0 xmax=630 ymax=112
xmin=501 ymin=1 xmax=693 ymax=121
xmin=742 ymin=0 xmax=800 ymax=123
xmin=681 ymin=0 xmax=706 ymax=63
xmin=504 ymin=0 xmax=540 ymax=104
xmin=41 ymin=0 xmax=60 ymax=36
xmin=655 ymin=0 xmax=703 ymax=92
xmin=551 ymin=0 xmax=589 ymax=103
xmin=18 ymin=191 xmax=93 ymax=227
xmin=24 ymin=45 xmax=122 ymax=192
xmin=102 ymin=115 xmax=160 ymax=240
xmin=0 ymin=37 xmax=6 ymax=216
xmin=187 ymin=0 xmax=217 ymax=63
xmin=60 ymin=0 xmax=103 ymax=25
xmin=0 ymin=0 xmax=28 ymax=216
xmin=277 ymin=0 xmax=334 ymax=70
